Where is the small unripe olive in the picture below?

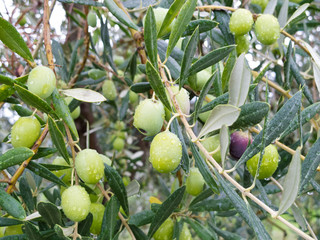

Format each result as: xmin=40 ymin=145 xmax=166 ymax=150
xmin=88 ymin=69 xmax=105 ymax=80
xmin=89 ymin=203 xmax=105 ymax=234
xmin=113 ymin=137 xmax=125 ymax=151
xmin=251 ymin=0 xmax=269 ymax=11
xmin=115 ymin=121 xmax=125 ymax=130
xmin=149 ymin=131 xmax=182 ymax=173
xmin=235 ymin=34 xmax=250 ymax=56
xmin=180 ymin=223 xmax=193 ymax=240
xmin=102 ymin=80 xmax=117 ymax=101
xmin=246 ymin=144 xmax=279 ymax=179
xmin=255 ymin=14 xmax=280 ymax=45
xmin=75 ymin=149 xmax=104 ymax=184
xmin=195 ymin=68 xmax=211 ymax=91
xmin=153 ymin=218 xmax=174 ymax=240
xmin=133 ymin=99 xmax=165 ymax=136
xmin=114 ymin=56 xmax=125 ymax=66
xmin=186 ymin=167 xmax=205 ymax=196
xmin=166 ymin=85 xmax=190 ymax=115
xmin=87 ymin=11 xmax=97 ymax=27
xmin=61 ymin=185 xmax=91 ymax=222
xmin=129 ymin=90 xmax=139 ymax=104
xmin=11 ymin=117 xmax=41 ymax=148
xmin=65 ymin=97 xmax=80 ymax=119
xmin=200 ymin=135 xmax=221 ymax=163
xmin=27 ymin=66 xmax=56 ymax=99
xmin=143 ymin=8 xmax=173 ymax=36
xmin=229 ymin=9 xmax=253 ymax=36
xmin=199 ymin=95 xmax=215 ymax=123
xmin=52 ymin=157 xmax=72 ymax=183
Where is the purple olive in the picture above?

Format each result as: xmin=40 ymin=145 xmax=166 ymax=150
xmin=229 ymin=131 xmax=252 ymax=160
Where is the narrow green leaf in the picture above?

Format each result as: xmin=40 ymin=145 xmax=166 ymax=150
xmin=199 ymin=92 xmax=229 ymax=113
xmin=213 ymin=168 xmax=271 ymax=239
xmin=221 ymin=50 xmax=236 ymax=91
xmin=119 ymin=91 xmax=129 ymax=121
xmin=210 ymin=225 xmax=243 ymax=240
xmin=52 ymin=89 xmax=79 ymax=139
xmin=220 ymin=125 xmax=229 ymax=168
xmin=130 ymin=82 xmax=151 ymax=93
xmin=284 ymin=3 xmax=310 ymax=29
xmin=62 ymin=88 xmax=106 ymax=103
xmin=0 ymin=217 xmax=23 ymax=227
xmin=228 ymin=54 xmax=251 ymax=107
xmin=145 ymin=61 xmax=171 ymax=109
xmin=12 ymin=105 xmax=45 ymax=125
xmin=104 ymin=0 xmax=138 ymax=30
xmin=264 ymin=0 xmax=277 ymax=15
xmin=128 ymin=210 xmax=155 ymax=227
xmin=230 ymin=102 xmax=270 ymax=130
xmin=300 ymin=137 xmax=320 ymax=192
xmin=171 ymin=118 xmax=190 ymax=174
xmin=193 ymin=71 xmax=216 ymax=123
xmin=58 ymin=0 xmax=104 ymax=6
xmin=0 ymin=85 xmax=15 ymax=102
xmin=144 ymin=7 xmax=158 ymax=69
xmin=247 ymin=203 xmax=272 ymax=240
xmin=236 ymin=91 xmax=302 ymax=168
xmin=198 ymin=104 xmax=240 ymax=138
xmin=166 ymin=0 xmax=197 ymax=58
xmin=27 ymin=161 xmax=67 ymax=187
xmin=277 ymin=147 xmax=301 ymax=215
xmin=189 ymin=188 xmax=214 ymax=207
xmin=182 ymin=19 xmax=218 ymax=37
xmin=78 ymin=213 xmax=93 ymax=237
xmin=278 ymin=0 xmax=289 ymax=28
xmin=38 ymin=202 xmax=62 ymax=227
xmin=187 ymin=46 xmax=235 ymax=77
xmin=281 ymin=102 xmax=320 ymax=139
xmin=0 ymin=74 xmax=14 ymax=86
xmin=158 ymin=0 xmax=184 ymax=37
xmin=184 ymin=218 xmax=215 ymax=240
xmin=14 ymin=84 xmax=56 ymax=116
xmin=253 ymin=63 xmax=271 ymax=84
xmin=68 ymin=39 xmax=83 ymax=79
xmin=291 ymin=204 xmax=307 ymax=231
xmin=147 ymin=186 xmax=186 ymax=239
xmin=52 ymin=40 xmax=68 ymax=82
xmin=290 ymin=58 xmax=313 ymax=104
xmin=130 ymin=224 xmax=148 ymax=240
xmin=0 ymin=188 xmax=26 ymax=220
xmin=0 ymin=147 xmax=34 ymax=171
xmin=157 ymin=43 xmax=181 ymax=80
xmin=104 ymin=164 xmax=129 ymax=215
xmin=98 ymin=196 xmax=119 ymax=240
xmin=179 ymin=27 xmax=199 ymax=89
xmin=214 ymin=10 xmax=234 ymax=45
xmin=48 ymin=116 xmax=70 ymax=164
xmin=20 ymin=177 xmax=35 ymax=212
xmin=33 ymin=147 xmax=58 ymax=160
xmin=190 ymin=142 xmax=219 ymax=194
xmin=189 ymin=198 xmax=233 ymax=212
xmin=0 ymin=17 xmax=33 ymax=62
xmin=313 ymin=62 xmax=320 ymax=95
xmin=25 ymin=222 xmax=42 ymax=240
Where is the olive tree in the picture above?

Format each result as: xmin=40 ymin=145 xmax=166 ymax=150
xmin=0 ymin=0 xmax=320 ymax=239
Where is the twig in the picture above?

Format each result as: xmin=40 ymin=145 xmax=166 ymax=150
xmin=7 ymin=124 xmax=49 ymax=193
xmin=97 ymin=184 xmax=136 ymax=240
xmin=43 ymin=0 xmax=54 ymax=71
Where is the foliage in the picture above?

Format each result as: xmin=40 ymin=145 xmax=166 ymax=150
xmin=0 ymin=0 xmax=320 ymax=239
